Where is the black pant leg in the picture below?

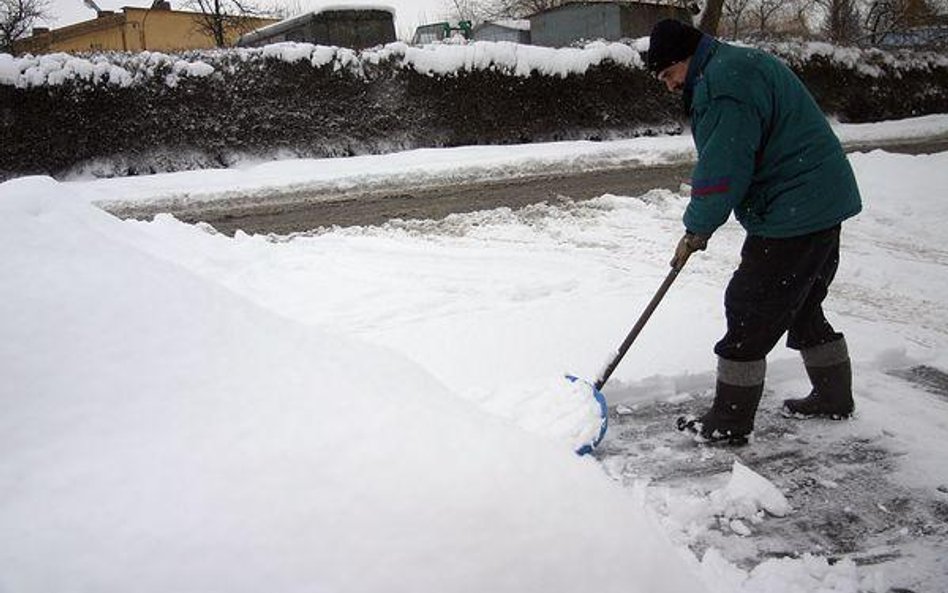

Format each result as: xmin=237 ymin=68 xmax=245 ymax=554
xmin=714 ymin=226 xmax=842 ymax=362
xmin=786 ymin=227 xmax=844 ymax=350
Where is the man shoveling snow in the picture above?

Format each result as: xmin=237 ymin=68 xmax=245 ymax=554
xmin=645 ymin=19 xmax=862 ymax=444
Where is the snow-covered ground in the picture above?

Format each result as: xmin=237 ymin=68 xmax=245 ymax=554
xmin=2 ymin=115 xmax=948 ymax=592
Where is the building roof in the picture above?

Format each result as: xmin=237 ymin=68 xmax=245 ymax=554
xmin=530 ymin=0 xmax=687 ymax=17
xmin=481 ymin=19 xmax=531 ymax=31
xmin=21 ymin=5 xmax=260 ymax=44
xmin=14 ymin=5 xmax=277 ymax=54
xmin=313 ymin=4 xmax=395 ymax=16
xmin=239 ymin=6 xmax=394 ymax=45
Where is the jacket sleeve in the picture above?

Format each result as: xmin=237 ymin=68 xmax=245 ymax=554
xmin=684 ymin=96 xmax=762 ymax=236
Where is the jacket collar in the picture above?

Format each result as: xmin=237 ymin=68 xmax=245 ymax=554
xmin=683 ymin=34 xmax=717 ymax=112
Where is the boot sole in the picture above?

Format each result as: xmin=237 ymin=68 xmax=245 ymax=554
xmin=700 ymin=434 xmax=750 ymax=446
xmin=676 ymin=416 xmax=750 ymax=446
xmin=780 ymin=407 xmax=852 ymax=421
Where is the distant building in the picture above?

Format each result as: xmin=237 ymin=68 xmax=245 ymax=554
xmin=529 ymin=1 xmax=693 ymax=47
xmin=879 ymin=23 xmax=948 ymax=49
xmin=411 ymin=21 xmax=472 ymax=45
xmin=238 ymin=8 xmax=395 ymax=49
xmin=472 ymin=20 xmax=531 ymax=44
xmin=13 ymin=2 xmax=277 ymax=55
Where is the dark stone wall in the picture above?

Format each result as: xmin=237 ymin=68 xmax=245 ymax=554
xmin=0 ymin=43 xmax=945 ymax=181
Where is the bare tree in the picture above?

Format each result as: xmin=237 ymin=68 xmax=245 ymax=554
xmin=721 ymin=0 xmax=753 ymax=37
xmin=443 ymin=0 xmax=490 ymax=23
xmin=820 ymin=0 xmax=862 ymax=42
xmin=460 ymin=0 xmax=699 ymax=26
xmin=266 ymin=0 xmax=304 ymax=20
xmin=721 ymin=0 xmax=786 ymax=38
xmin=864 ymin=0 xmax=941 ymax=44
xmin=784 ymin=0 xmax=819 ymax=38
xmin=484 ymin=0 xmax=564 ymax=19
xmin=747 ymin=0 xmax=785 ymax=37
xmin=0 ymin=0 xmax=49 ymax=54
xmin=185 ymin=0 xmax=269 ymax=47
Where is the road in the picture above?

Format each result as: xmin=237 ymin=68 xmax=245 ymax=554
xmin=598 ymin=366 xmax=948 ymax=592
xmin=113 ymin=137 xmax=948 ymax=236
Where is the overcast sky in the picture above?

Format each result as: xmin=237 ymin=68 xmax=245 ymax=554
xmin=44 ymin=0 xmax=453 ymax=41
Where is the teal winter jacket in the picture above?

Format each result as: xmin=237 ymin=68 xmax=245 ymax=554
xmin=682 ymin=37 xmax=862 ymax=238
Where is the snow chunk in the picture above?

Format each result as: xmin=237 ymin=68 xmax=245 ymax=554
xmin=0 ymin=53 xmax=17 ymax=85
xmin=263 ymin=41 xmax=315 ymax=63
xmin=164 ymin=59 xmax=216 ymax=86
xmin=729 ymin=519 xmax=752 ymax=536
xmin=311 ymin=45 xmax=337 ymax=67
xmin=745 ymin=553 xmax=868 ymax=592
xmin=710 ymin=461 xmax=791 ymax=519
xmin=700 ymin=549 xmax=869 ymax=593
xmin=184 ymin=60 xmax=214 ymax=77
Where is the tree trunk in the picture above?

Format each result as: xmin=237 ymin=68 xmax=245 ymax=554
xmin=698 ymin=0 xmax=725 ymax=34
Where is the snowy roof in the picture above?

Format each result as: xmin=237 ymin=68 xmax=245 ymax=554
xmin=240 ymin=5 xmax=395 ymax=44
xmin=312 ymin=4 xmax=394 ymax=16
xmin=241 ymin=13 xmax=314 ymax=41
xmin=529 ymin=0 xmax=686 ymax=15
xmin=484 ymin=19 xmax=531 ymax=31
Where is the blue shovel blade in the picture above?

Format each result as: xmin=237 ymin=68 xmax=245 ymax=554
xmin=565 ymin=374 xmax=608 ymax=456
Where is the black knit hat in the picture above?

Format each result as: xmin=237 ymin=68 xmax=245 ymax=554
xmin=646 ymin=19 xmax=704 ymax=74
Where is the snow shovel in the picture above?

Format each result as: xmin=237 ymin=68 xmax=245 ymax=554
xmin=570 ymin=247 xmax=695 ymax=456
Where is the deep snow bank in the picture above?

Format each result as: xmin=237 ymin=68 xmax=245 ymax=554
xmin=1 ymin=39 xmax=946 ymax=180
xmin=0 ymin=176 xmax=708 ymax=592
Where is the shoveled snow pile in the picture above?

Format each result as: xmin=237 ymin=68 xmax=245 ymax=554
xmin=468 ymin=375 xmax=605 ymax=451
xmin=0 ymin=177 xmax=707 ymax=592
xmin=641 ymin=461 xmax=791 ymax=542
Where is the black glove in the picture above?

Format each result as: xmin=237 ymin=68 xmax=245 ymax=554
xmin=670 ymin=232 xmax=709 ymax=270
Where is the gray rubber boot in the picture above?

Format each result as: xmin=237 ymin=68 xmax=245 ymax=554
xmin=783 ymin=338 xmax=854 ymax=419
xmin=677 ymin=358 xmax=766 ymax=445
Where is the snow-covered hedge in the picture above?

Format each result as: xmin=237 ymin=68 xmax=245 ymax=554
xmin=760 ymin=41 xmax=948 ymax=125
xmin=0 ymin=41 xmax=646 ymax=88
xmin=0 ymin=39 xmax=945 ymax=179
xmin=0 ymin=41 xmax=675 ymax=179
